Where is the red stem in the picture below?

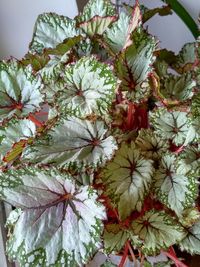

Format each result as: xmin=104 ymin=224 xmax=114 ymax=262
xmin=119 ymin=241 xmax=129 ymax=267
xmin=126 ymin=102 xmax=134 ymax=130
xmin=28 ymin=114 xmax=44 ymax=127
xmin=162 ymin=251 xmax=188 ymax=267
xmin=127 ymin=241 xmax=137 ymax=265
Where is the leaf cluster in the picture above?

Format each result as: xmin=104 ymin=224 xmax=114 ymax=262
xmin=0 ymin=0 xmax=199 ymax=266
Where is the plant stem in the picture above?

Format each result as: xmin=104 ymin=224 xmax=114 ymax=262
xmin=127 ymin=241 xmax=137 ymax=266
xmin=28 ymin=114 xmax=44 ymax=127
xmin=119 ymin=241 xmax=129 ymax=267
xmin=161 ymin=0 xmax=199 ymax=39
xmin=162 ymin=251 xmax=188 ymax=267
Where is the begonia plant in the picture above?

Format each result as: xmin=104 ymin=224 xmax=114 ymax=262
xmin=0 ymin=0 xmax=199 ymax=266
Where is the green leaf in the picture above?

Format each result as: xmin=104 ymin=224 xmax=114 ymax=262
xmin=103 ymin=223 xmax=142 ymax=253
xmin=115 ymin=30 xmax=156 ymax=102
xmin=136 ymin=129 xmax=169 ymax=160
xmin=0 ymin=119 xmax=36 ymax=164
xmin=45 ymin=36 xmax=83 ymax=56
xmin=22 ymin=117 xmax=117 ymax=168
xmin=191 ymin=92 xmax=200 ymax=119
xmin=142 ymin=5 xmax=172 ymax=23
xmin=0 ymin=167 xmax=106 ymax=266
xmin=57 ymin=57 xmax=117 ymax=117
xmin=179 ymin=219 xmax=200 ymax=255
xmin=104 ymin=1 xmax=141 ymax=53
xmin=30 ymin=13 xmax=79 ymax=53
xmin=0 ymin=60 xmax=44 ymax=122
xmin=150 ymin=108 xmax=196 ymax=146
xmin=102 ymin=142 xmax=154 ymax=220
xmin=131 ymin=210 xmax=185 ymax=254
xmin=159 ymin=73 xmax=196 ymax=102
xmin=21 ymin=53 xmax=50 ymax=72
xmin=154 ymin=154 xmax=198 ymax=215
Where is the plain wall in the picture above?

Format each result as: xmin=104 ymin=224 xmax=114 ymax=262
xmin=0 ymin=0 xmax=78 ymax=60
xmin=0 ymin=0 xmax=199 ymax=60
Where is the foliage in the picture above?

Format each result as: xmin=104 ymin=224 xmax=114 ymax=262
xmin=0 ymin=0 xmax=199 ymax=266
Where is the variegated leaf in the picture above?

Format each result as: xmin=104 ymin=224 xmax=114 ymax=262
xmin=21 ymin=53 xmax=50 ymax=72
xmin=45 ymin=35 xmax=82 ymax=56
xmin=0 ymin=119 xmax=36 ymax=164
xmin=104 ymin=12 xmax=131 ymax=53
xmin=154 ymin=154 xmax=198 ymax=215
xmin=0 ymin=60 xmax=44 ymax=122
xmin=78 ymin=16 xmax=116 ymax=36
xmin=179 ymin=208 xmax=200 ymax=228
xmin=104 ymin=1 xmax=141 ymax=53
xmin=77 ymin=0 xmax=116 ymax=23
xmin=57 ymin=57 xmax=117 ymax=117
xmin=160 ymin=73 xmax=196 ymax=102
xmin=173 ymin=42 xmax=199 ymax=73
xmin=22 ymin=117 xmax=117 ymax=167
xmin=179 ymin=219 xmax=200 ymax=255
xmin=104 ymin=223 xmax=142 ymax=253
xmin=77 ymin=0 xmax=116 ymax=36
xmin=102 ymin=142 xmax=154 ymax=220
xmin=131 ymin=210 xmax=185 ymax=254
xmin=180 ymin=145 xmax=200 ymax=175
xmin=0 ymin=167 xmax=106 ymax=266
xmin=30 ymin=13 xmax=79 ymax=53
xmin=115 ymin=30 xmax=156 ymax=102
xmin=136 ymin=129 xmax=169 ymax=160
xmin=150 ymin=108 xmax=196 ymax=146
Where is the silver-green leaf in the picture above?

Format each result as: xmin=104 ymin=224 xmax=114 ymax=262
xmin=0 ymin=60 xmax=44 ymax=122
xmin=102 ymin=142 xmax=154 ymax=220
xmin=0 ymin=119 xmax=36 ymax=164
xmin=23 ymin=117 xmax=117 ymax=167
xmin=30 ymin=13 xmax=79 ymax=53
xmin=132 ymin=210 xmax=185 ymax=254
xmin=0 ymin=167 xmax=106 ymax=266
xmin=57 ymin=57 xmax=117 ymax=117
xmin=154 ymin=154 xmax=198 ymax=215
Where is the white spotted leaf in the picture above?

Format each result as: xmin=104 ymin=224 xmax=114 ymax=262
xmin=57 ymin=57 xmax=117 ymax=116
xmin=132 ymin=210 xmax=185 ymax=254
xmin=154 ymin=154 xmax=198 ymax=215
xmin=179 ymin=219 xmax=200 ymax=255
xmin=102 ymin=142 xmax=154 ymax=220
xmin=150 ymin=108 xmax=196 ymax=146
xmin=0 ymin=60 xmax=43 ymax=122
xmin=0 ymin=119 xmax=36 ymax=164
xmin=22 ymin=117 xmax=117 ymax=167
xmin=115 ymin=30 xmax=156 ymax=102
xmin=30 ymin=13 xmax=79 ymax=53
xmin=0 ymin=168 xmax=106 ymax=266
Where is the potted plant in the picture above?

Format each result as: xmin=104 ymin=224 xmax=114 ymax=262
xmin=0 ymin=0 xmax=199 ymax=266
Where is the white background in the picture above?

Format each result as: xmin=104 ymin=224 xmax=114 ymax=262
xmin=0 ymin=0 xmax=199 ymax=60
xmin=0 ymin=0 xmax=78 ymax=59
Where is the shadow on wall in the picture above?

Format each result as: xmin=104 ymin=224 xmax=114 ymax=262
xmin=76 ymin=0 xmax=88 ymax=12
